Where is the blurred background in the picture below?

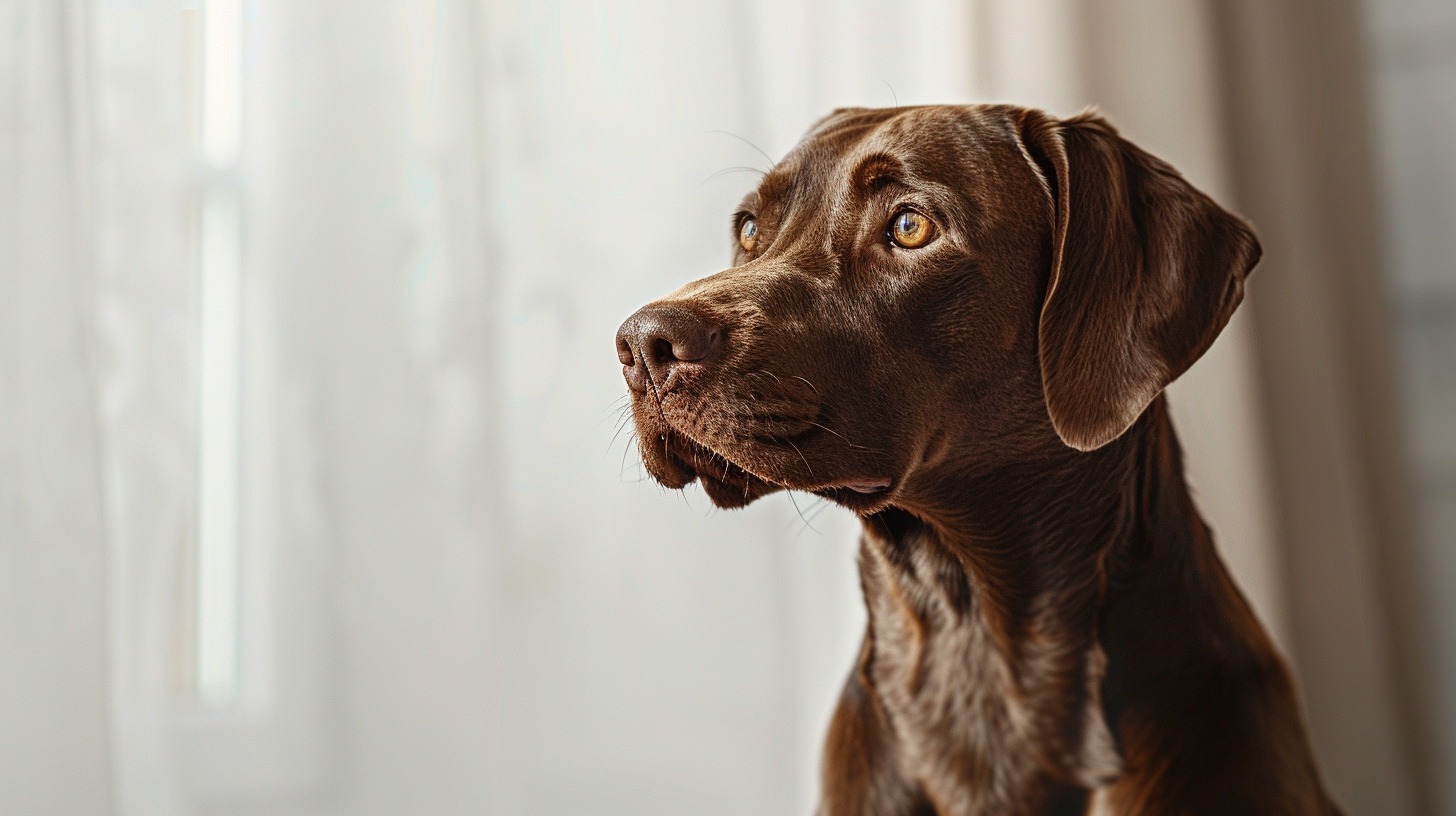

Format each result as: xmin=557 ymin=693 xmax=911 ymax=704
xmin=1 ymin=0 xmax=1451 ymax=813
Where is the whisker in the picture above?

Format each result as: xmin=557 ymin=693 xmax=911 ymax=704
xmin=787 ymin=491 xmax=820 ymax=534
xmin=707 ymin=129 xmax=777 ymax=168
xmin=806 ymin=497 xmax=835 ymax=524
xmin=607 ymin=410 xmax=635 ymax=456
xmin=806 ymin=420 xmax=884 ymax=453
xmin=621 ymin=434 xmax=639 ymax=478
xmin=597 ymin=395 xmax=632 ymax=422
xmin=702 ymin=165 xmax=769 ymax=186
xmin=784 ymin=437 xmax=816 ymax=482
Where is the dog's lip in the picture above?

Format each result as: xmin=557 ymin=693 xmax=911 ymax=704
xmin=653 ymin=419 xmax=899 ymax=509
xmin=680 ymin=434 xmax=893 ymax=497
xmin=663 ymin=427 xmax=767 ymax=485
xmin=809 ymin=480 xmax=899 ymax=514
xmin=837 ymin=477 xmax=893 ymax=494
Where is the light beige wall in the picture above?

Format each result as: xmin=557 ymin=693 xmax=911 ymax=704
xmin=1213 ymin=1 xmax=1425 ymax=812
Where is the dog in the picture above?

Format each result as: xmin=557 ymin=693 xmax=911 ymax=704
xmin=615 ymin=105 xmax=1341 ymax=815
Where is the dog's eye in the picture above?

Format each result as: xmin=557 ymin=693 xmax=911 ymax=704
xmin=888 ymin=209 xmax=935 ymax=249
xmin=739 ymin=217 xmax=759 ymax=252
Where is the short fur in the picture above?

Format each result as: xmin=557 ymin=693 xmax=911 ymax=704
xmin=615 ymin=105 xmax=1341 ymax=815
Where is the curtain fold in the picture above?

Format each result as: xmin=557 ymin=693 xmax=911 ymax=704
xmin=0 ymin=2 xmax=114 ymax=813
xmin=1216 ymin=0 xmax=1423 ymax=811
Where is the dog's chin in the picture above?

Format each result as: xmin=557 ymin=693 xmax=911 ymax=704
xmin=695 ymin=468 xmax=780 ymax=509
xmin=641 ymin=429 xmax=783 ymax=509
xmin=641 ymin=428 xmax=903 ymax=513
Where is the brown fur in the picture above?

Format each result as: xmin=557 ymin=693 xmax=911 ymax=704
xmin=615 ymin=105 xmax=1341 ymax=815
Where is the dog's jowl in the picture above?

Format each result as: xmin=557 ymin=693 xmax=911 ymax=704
xmin=616 ymin=105 xmax=1342 ymax=816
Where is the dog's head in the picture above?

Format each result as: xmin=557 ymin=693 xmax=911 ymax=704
xmin=616 ymin=105 xmax=1259 ymax=513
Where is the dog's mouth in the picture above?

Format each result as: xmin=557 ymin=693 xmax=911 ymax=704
xmin=640 ymin=421 xmax=897 ymax=513
xmin=647 ymin=428 xmax=781 ymax=509
xmin=806 ymin=479 xmax=897 ymax=514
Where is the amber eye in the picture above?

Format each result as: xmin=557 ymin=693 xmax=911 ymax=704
xmin=739 ymin=217 xmax=759 ymax=252
xmin=888 ymin=209 xmax=935 ymax=249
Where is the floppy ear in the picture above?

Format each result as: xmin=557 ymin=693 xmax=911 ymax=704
xmin=1014 ymin=109 xmax=1262 ymax=451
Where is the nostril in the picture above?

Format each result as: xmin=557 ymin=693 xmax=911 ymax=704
xmin=616 ymin=303 xmax=724 ymax=391
xmin=656 ymin=327 xmax=720 ymax=364
xmin=682 ymin=328 xmax=721 ymax=362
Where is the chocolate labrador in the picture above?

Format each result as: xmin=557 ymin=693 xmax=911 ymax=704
xmin=615 ymin=105 xmax=1341 ymax=815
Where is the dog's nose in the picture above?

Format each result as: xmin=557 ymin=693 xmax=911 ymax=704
xmin=616 ymin=304 xmax=723 ymax=393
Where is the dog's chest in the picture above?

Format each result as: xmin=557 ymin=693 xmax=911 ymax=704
xmin=858 ymin=526 xmax=1122 ymax=814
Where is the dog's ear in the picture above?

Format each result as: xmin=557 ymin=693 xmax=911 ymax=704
xmin=1013 ymin=109 xmax=1262 ymax=451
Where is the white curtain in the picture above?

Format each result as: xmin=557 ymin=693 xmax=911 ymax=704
xmin=0 ymin=2 xmax=113 ymax=813
xmin=1 ymin=2 xmax=1306 ymax=814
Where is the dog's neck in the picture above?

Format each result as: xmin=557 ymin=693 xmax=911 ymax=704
xmin=855 ymin=398 xmax=1244 ymax=804
xmin=879 ymin=397 xmax=1195 ymax=638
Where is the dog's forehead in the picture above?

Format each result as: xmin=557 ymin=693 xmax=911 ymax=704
xmin=759 ymin=105 xmax=1016 ymax=207
xmin=847 ymin=106 xmax=1007 ymax=173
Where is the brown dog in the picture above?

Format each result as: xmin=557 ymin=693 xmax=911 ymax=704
xmin=615 ymin=105 xmax=1341 ymax=815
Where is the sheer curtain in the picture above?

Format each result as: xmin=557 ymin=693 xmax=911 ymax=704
xmin=1 ymin=1 xmax=1336 ymax=814
xmin=1 ymin=2 xmax=112 ymax=813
